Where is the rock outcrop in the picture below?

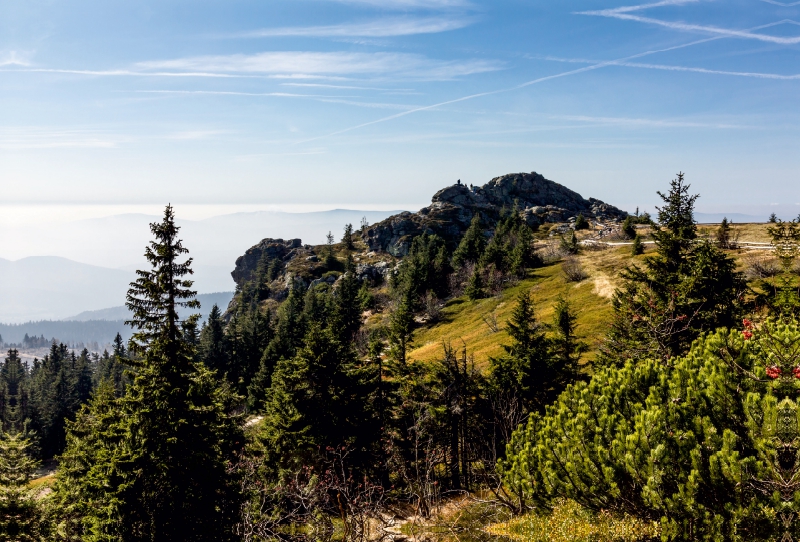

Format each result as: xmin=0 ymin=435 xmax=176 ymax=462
xmin=231 ymin=238 xmax=303 ymax=284
xmin=362 ymin=172 xmax=626 ymax=256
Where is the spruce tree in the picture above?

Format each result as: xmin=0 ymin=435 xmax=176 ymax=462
xmin=258 ymin=324 xmax=373 ymax=473
xmin=621 ymin=215 xmax=636 ymax=239
xmin=599 ymin=174 xmax=746 ymax=364
xmin=0 ymin=350 xmax=29 ymax=433
xmin=464 ymin=266 xmax=486 ymax=301
xmin=0 ymin=431 xmax=41 ymax=541
xmin=631 ymin=233 xmax=644 ymax=255
xmin=248 ymin=284 xmax=306 ymax=409
xmin=95 ymin=333 xmax=129 ymax=396
xmin=55 ymin=205 xmax=243 ymax=542
xmin=199 ymin=304 xmax=229 ymax=374
xmin=324 ymin=230 xmax=337 ymax=269
xmin=388 ymin=298 xmax=415 ymax=364
xmin=560 ymin=230 xmax=579 ymax=254
xmin=334 ymin=265 xmax=362 ymax=342
xmin=342 ymin=223 xmax=355 ymax=250
xmin=452 ymin=215 xmax=486 ymax=269
xmin=716 ymin=216 xmax=732 ymax=248
xmin=488 ymin=292 xmax=553 ymax=414
xmin=549 ymin=297 xmax=586 ymax=381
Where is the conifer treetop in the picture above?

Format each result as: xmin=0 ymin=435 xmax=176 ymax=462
xmin=125 ymin=204 xmax=200 ymax=356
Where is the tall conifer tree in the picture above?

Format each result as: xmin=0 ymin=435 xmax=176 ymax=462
xmin=54 ymin=205 xmax=243 ymax=542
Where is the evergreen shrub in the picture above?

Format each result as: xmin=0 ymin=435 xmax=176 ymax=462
xmin=500 ymin=318 xmax=800 ymax=540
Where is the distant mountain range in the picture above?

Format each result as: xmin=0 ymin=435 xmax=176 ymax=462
xmin=0 ymin=292 xmax=235 ymax=347
xmin=65 ymin=292 xmax=235 ymax=322
xmin=0 ymin=256 xmax=134 ymax=323
xmin=1 ymin=209 xmax=398 ymax=323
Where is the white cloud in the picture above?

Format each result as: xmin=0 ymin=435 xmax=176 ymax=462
xmin=555 ymin=115 xmax=747 ymax=129
xmin=135 ymin=51 xmax=500 ymax=79
xmin=542 ymin=55 xmax=800 ymax=81
xmin=234 ymin=16 xmax=471 ymax=38
xmin=281 ymin=82 xmax=414 ymax=91
xmin=0 ymin=50 xmax=33 ymax=67
xmin=761 ymin=0 xmax=800 ymax=5
xmin=580 ymin=1 xmax=800 ymax=44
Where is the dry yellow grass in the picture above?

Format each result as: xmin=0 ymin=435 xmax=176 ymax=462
xmin=406 ymin=246 xmax=640 ymax=370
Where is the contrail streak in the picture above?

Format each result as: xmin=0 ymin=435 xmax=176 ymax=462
xmin=295 ymin=20 xmax=795 ymax=144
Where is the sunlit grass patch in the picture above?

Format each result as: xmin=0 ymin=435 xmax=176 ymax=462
xmin=408 ymin=259 xmax=615 ymax=370
xmin=29 ymin=473 xmax=55 ymax=489
xmin=488 ymin=500 xmax=659 ymax=542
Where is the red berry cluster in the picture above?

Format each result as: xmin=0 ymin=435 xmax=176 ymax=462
xmin=766 ymin=366 xmax=781 ymax=379
xmin=742 ymin=319 xmax=754 ymax=340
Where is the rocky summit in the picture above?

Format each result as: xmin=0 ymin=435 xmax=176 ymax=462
xmin=361 ymin=171 xmax=626 ymax=256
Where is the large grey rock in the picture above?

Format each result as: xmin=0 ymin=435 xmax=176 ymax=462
xmin=362 ymin=172 xmax=626 ymax=254
xmin=231 ymin=238 xmax=302 ymax=285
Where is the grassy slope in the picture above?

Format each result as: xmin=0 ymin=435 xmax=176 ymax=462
xmin=408 ymin=244 xmax=644 ymax=370
xmin=407 ymin=222 xmax=774 ymax=371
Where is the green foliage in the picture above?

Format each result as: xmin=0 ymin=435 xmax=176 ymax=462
xmin=50 ymin=380 xmax=125 ymax=540
xmin=324 ymin=231 xmax=338 ymax=269
xmin=392 ymin=233 xmax=451 ymax=306
xmin=248 ymin=285 xmax=307 ymax=408
xmin=600 ymin=173 xmax=746 ymax=364
xmin=621 ymin=216 xmax=636 ymax=239
xmin=225 ymin=307 xmax=272 ymax=396
xmin=257 ymin=324 xmax=378 ymax=475
xmin=342 ymin=223 xmax=355 ymax=250
xmin=549 ymin=296 xmax=587 ymax=374
xmin=500 ymin=320 xmax=800 ymax=540
xmin=388 ymin=298 xmax=415 ymax=364
xmin=94 ymin=333 xmax=129 ymax=397
xmin=199 ymin=304 xmax=228 ymax=373
xmin=769 ymin=212 xmax=778 ymax=223
xmin=452 ymin=215 xmax=486 ymax=269
xmin=27 ymin=343 xmax=92 ymax=458
xmin=489 ymin=292 xmax=567 ymax=415
xmin=559 ymin=230 xmax=579 ymax=255
xmin=631 ymin=233 xmax=644 ymax=256
xmin=716 ymin=216 xmax=733 ymax=248
xmin=357 ymin=280 xmax=375 ymax=311
xmin=573 ymin=214 xmax=589 ymax=230
xmin=481 ymin=213 xmax=540 ymax=277
xmin=0 ymin=431 xmax=42 ymax=541
xmin=334 ymin=267 xmax=363 ymax=343
xmin=465 ymin=266 xmax=486 ymax=301
xmin=1 ymin=349 xmax=31 ymax=434
xmin=755 ymin=219 xmax=800 ymax=315
xmin=53 ymin=206 xmax=243 ymax=542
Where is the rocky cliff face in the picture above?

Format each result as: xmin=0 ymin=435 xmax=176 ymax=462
xmin=231 ymin=238 xmax=303 ymax=284
xmin=361 ymin=171 xmax=626 ymax=256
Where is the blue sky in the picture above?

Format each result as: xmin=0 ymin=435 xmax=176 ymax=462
xmin=2 ymin=0 xmax=800 ymax=216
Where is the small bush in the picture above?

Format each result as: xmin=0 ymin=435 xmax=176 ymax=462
xmin=631 ymin=234 xmax=644 ymax=256
xmin=745 ymin=253 xmax=781 ymax=279
xmin=573 ymin=214 xmax=590 ymax=230
xmin=562 ymin=257 xmax=587 ymax=282
xmin=621 ymin=216 xmax=636 ymax=239
xmin=560 ymin=231 xmax=580 ymax=254
xmin=421 ymin=291 xmax=441 ymax=322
